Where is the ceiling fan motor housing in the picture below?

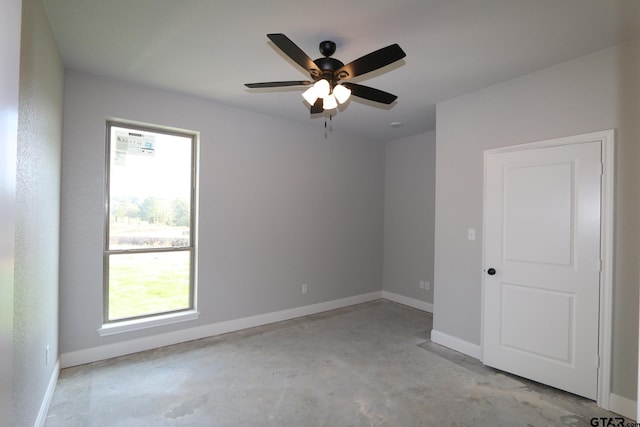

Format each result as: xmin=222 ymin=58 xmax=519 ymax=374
xmin=313 ymin=41 xmax=349 ymax=83
xmin=313 ymin=57 xmax=345 ymax=85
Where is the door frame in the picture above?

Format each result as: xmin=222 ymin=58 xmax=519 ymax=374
xmin=481 ymin=129 xmax=615 ymax=410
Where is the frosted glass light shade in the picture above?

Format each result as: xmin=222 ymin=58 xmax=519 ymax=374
xmin=302 ymin=86 xmax=319 ymax=105
xmin=323 ymin=93 xmax=338 ymax=110
xmin=333 ymin=84 xmax=351 ymax=104
xmin=314 ymin=79 xmax=330 ymax=98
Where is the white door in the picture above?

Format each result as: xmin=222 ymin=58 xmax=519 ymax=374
xmin=483 ymin=141 xmax=601 ymax=400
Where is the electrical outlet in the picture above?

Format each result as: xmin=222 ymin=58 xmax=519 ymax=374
xmin=419 ymin=280 xmax=425 ymax=289
xmin=301 ymin=283 xmax=308 ymax=294
xmin=425 ymin=281 xmax=430 ymax=290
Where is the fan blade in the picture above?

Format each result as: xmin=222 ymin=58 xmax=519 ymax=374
xmin=342 ymin=82 xmax=398 ymax=104
xmin=245 ymin=81 xmax=312 ymax=88
xmin=310 ymin=98 xmax=323 ymax=114
xmin=267 ymin=33 xmax=322 ymax=76
xmin=335 ymin=44 xmax=406 ymax=80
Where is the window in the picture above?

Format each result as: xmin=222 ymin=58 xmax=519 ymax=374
xmin=104 ymin=121 xmax=197 ymax=323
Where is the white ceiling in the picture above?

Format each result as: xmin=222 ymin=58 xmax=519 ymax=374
xmin=43 ymin=0 xmax=640 ymax=142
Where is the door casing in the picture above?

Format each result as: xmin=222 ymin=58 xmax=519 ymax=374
xmin=481 ymin=129 xmax=615 ymax=410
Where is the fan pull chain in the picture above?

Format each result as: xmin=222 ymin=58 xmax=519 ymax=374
xmin=324 ymin=116 xmax=327 ymax=139
xmin=324 ymin=114 xmax=334 ymax=139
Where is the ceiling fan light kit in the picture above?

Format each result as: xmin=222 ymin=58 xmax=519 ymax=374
xmin=245 ymin=33 xmax=406 ymax=115
xmin=302 ymin=81 xmax=350 ymax=110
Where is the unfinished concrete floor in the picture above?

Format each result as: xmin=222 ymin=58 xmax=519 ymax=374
xmin=45 ymin=300 xmax=629 ymax=426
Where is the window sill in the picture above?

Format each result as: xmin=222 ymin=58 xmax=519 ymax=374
xmin=98 ymin=310 xmax=200 ymax=337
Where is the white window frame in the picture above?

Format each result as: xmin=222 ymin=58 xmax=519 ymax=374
xmin=100 ymin=120 xmax=199 ymax=334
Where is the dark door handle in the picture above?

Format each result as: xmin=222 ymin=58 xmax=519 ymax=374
xmin=487 ymin=268 xmax=496 ymax=276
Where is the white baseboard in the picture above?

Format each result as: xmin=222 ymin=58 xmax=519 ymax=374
xmin=381 ymin=291 xmax=433 ymax=313
xmin=61 ymin=291 xmax=383 ymax=368
xmin=35 ymin=359 xmax=59 ymax=427
xmin=430 ymin=328 xmax=482 ymax=360
xmin=609 ymin=393 xmax=637 ymax=420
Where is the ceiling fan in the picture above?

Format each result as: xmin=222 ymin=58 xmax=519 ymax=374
xmin=245 ymin=33 xmax=406 ymax=114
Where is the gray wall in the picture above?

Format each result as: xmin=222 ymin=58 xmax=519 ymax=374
xmin=383 ymin=131 xmax=436 ymax=303
xmin=434 ymin=40 xmax=639 ymax=400
xmin=14 ymin=0 xmax=64 ymax=424
xmin=59 ymin=71 xmax=385 ymax=354
xmin=0 ymin=0 xmax=22 ymax=422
